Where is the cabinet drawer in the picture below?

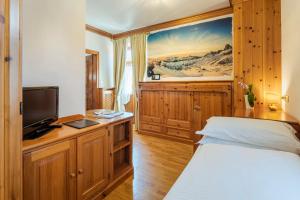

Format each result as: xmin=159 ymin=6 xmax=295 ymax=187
xmin=166 ymin=128 xmax=191 ymax=139
xmin=141 ymin=116 xmax=161 ymax=124
xmin=166 ymin=119 xmax=191 ymax=130
xmin=140 ymin=123 xmax=161 ymax=133
xmin=164 ymin=83 xmax=190 ymax=91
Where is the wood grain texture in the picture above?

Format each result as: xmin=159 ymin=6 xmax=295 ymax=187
xmin=113 ymin=7 xmax=233 ymax=39
xmin=138 ymin=82 xmax=233 ymax=143
xmin=103 ymin=132 xmax=193 ymax=200
xmin=77 ymin=128 xmax=109 ymax=200
xmin=234 ymin=108 xmax=299 ymax=124
xmin=23 ymin=114 xmax=134 ymax=200
xmin=3 ymin=0 xmax=23 ymax=199
xmin=23 ymin=140 xmax=77 ymax=200
xmin=86 ymin=24 xmax=113 ymax=39
xmin=23 ymin=112 xmax=134 ymax=152
xmin=233 ymin=0 xmax=281 ymax=110
xmin=0 ymin=0 xmax=5 ymax=198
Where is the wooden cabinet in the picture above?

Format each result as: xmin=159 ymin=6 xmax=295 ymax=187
xmin=77 ymin=128 xmax=109 ymax=200
xmin=164 ymin=91 xmax=193 ymax=131
xmin=138 ymin=82 xmax=233 ymax=143
xmin=23 ymin=140 xmax=77 ymax=200
xmin=193 ymin=90 xmax=232 ymax=131
xmin=139 ymin=90 xmax=164 ymax=125
xmin=23 ymin=114 xmax=133 ymax=200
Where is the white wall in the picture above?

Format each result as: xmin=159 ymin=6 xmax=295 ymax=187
xmin=282 ymin=0 xmax=300 ymax=120
xmin=22 ymin=0 xmax=86 ymax=117
xmin=85 ymin=31 xmax=114 ymax=89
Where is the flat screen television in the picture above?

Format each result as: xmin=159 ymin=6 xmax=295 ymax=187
xmin=23 ymin=86 xmax=59 ymax=139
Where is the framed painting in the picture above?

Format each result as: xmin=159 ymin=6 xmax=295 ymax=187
xmin=147 ymin=15 xmax=233 ymax=81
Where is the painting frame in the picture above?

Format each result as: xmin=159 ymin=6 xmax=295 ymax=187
xmin=146 ymin=14 xmax=234 ymax=82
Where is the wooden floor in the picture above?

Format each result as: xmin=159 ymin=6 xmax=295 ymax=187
xmin=104 ymin=132 xmax=193 ymax=200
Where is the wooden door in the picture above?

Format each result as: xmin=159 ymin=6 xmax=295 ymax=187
xmin=164 ymin=91 xmax=193 ymax=131
xmin=86 ymin=52 xmax=102 ymax=110
xmin=139 ymin=90 xmax=163 ymax=125
xmin=193 ymin=91 xmax=232 ymax=132
xmin=77 ymin=128 xmax=109 ymax=200
xmin=23 ymin=140 xmax=77 ymax=200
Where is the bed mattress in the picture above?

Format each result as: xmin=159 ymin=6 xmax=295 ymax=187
xmin=164 ymin=144 xmax=300 ymax=200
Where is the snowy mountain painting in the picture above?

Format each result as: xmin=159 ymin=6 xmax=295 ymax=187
xmin=147 ymin=17 xmax=233 ymax=79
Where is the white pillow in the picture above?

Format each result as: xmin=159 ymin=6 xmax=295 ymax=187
xmin=196 ymin=117 xmax=300 ymax=154
xmin=198 ymin=135 xmax=267 ymax=150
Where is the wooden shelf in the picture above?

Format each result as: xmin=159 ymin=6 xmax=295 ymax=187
xmin=113 ymin=140 xmax=130 ymax=153
xmin=114 ymin=163 xmax=131 ymax=179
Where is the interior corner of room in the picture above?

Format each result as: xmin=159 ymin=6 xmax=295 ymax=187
xmin=1 ymin=0 xmax=300 ymax=199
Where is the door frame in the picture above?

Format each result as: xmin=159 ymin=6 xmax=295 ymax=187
xmin=85 ymin=49 xmax=103 ymax=109
xmin=0 ymin=0 xmax=22 ymax=199
xmin=85 ymin=49 xmax=100 ymax=88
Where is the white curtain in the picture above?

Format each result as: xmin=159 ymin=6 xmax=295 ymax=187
xmin=130 ymin=33 xmax=147 ymax=129
xmin=113 ymin=38 xmax=127 ymax=111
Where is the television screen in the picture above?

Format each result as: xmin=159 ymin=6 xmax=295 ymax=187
xmin=23 ymin=87 xmax=59 ymax=137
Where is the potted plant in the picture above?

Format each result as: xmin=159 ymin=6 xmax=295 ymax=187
xmin=238 ymin=81 xmax=256 ymax=109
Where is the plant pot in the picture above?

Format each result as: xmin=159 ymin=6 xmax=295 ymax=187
xmin=244 ymin=95 xmax=254 ymax=110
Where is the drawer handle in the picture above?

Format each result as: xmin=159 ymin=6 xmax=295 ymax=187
xmin=78 ymin=169 xmax=84 ymax=175
xmin=70 ymin=173 xmax=76 ymax=178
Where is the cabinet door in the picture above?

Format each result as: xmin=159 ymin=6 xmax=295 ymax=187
xmin=164 ymin=91 xmax=193 ymax=130
xmin=193 ymin=91 xmax=232 ymax=131
xmin=23 ymin=140 xmax=77 ymax=200
xmin=77 ymin=128 xmax=109 ymax=200
xmin=139 ymin=90 xmax=164 ymax=125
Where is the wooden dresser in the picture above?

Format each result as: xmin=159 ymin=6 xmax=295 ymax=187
xmin=23 ymin=112 xmax=133 ymax=200
xmin=138 ymin=81 xmax=233 ymax=143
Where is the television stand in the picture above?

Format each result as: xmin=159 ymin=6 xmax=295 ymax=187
xmin=23 ymin=124 xmax=62 ymax=140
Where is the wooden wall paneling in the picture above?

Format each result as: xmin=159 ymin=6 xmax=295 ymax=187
xmin=263 ymin=0 xmax=275 ymax=105
xmin=4 ymin=0 xmax=22 ymax=199
xmin=263 ymin=0 xmax=281 ymax=106
xmin=273 ymin=0 xmax=282 ymax=101
xmin=233 ymin=0 xmax=281 ymax=109
xmin=252 ymin=0 xmax=264 ymax=107
xmin=242 ymin=0 xmax=253 ymax=87
xmin=233 ymin=3 xmax=244 ymax=109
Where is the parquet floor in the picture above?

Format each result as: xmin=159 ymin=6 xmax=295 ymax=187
xmin=104 ymin=132 xmax=193 ymax=200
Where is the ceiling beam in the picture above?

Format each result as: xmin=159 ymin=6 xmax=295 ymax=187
xmin=113 ymin=6 xmax=233 ymax=39
xmin=86 ymin=24 xmax=113 ymax=39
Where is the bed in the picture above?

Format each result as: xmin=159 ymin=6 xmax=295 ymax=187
xmin=164 ymin=117 xmax=300 ymax=200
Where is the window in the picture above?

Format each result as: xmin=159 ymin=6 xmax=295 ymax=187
xmin=122 ymin=38 xmax=133 ymax=95
xmin=118 ymin=38 xmax=133 ymax=111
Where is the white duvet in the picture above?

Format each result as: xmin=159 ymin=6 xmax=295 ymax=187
xmin=164 ymin=144 xmax=300 ymax=200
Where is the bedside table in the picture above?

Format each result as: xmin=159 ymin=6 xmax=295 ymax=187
xmin=234 ymin=108 xmax=300 ymax=140
xmin=234 ymin=108 xmax=299 ymax=125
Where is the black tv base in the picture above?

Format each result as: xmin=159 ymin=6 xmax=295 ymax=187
xmin=23 ymin=124 xmax=62 ymax=140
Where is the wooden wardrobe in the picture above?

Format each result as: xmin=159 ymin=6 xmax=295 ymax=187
xmin=138 ymin=81 xmax=233 ymax=143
